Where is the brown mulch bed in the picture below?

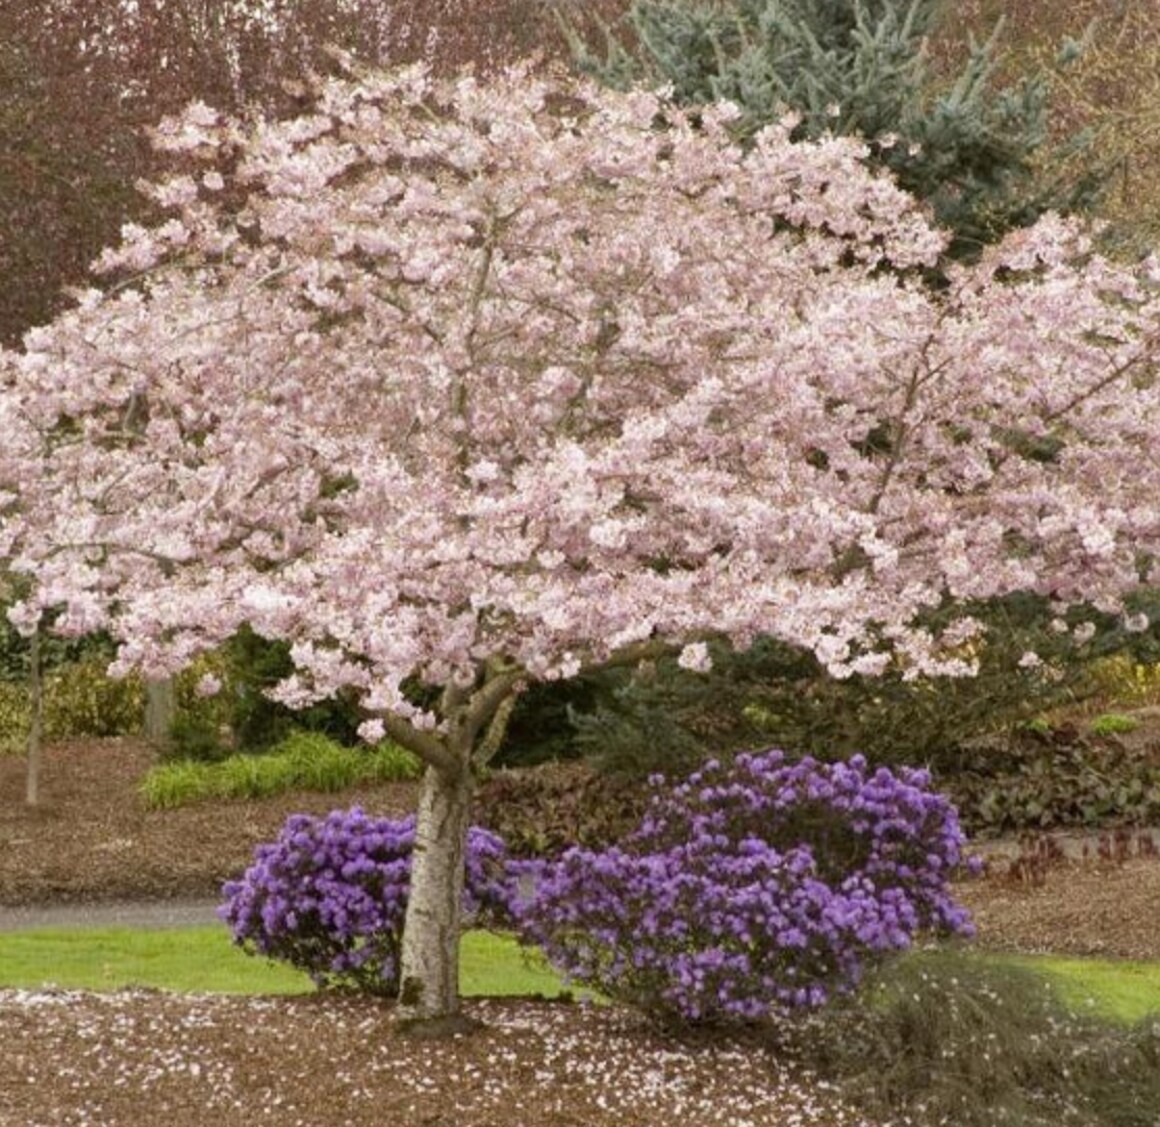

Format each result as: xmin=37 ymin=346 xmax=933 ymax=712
xmin=0 ymin=991 xmax=882 ymax=1127
xmin=0 ymin=739 xmax=419 ymax=906
xmin=2 ymin=738 xmax=1159 ymax=1127
xmin=954 ymin=857 xmax=1160 ymax=961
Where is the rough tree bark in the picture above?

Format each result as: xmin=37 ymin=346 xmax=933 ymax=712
xmin=144 ymin=678 xmax=176 ymax=751
xmin=397 ymin=756 xmax=473 ymax=1028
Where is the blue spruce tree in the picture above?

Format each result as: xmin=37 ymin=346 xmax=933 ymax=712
xmin=562 ymin=0 xmax=1102 ymax=258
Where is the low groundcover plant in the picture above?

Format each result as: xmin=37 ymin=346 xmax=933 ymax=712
xmin=514 ymin=750 xmax=977 ymax=1024
xmin=220 ymin=808 xmax=514 ymax=994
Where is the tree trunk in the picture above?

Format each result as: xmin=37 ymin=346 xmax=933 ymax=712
xmin=397 ymin=757 xmax=472 ymax=1026
xmin=144 ymin=678 xmax=176 ymax=751
xmin=25 ymin=627 xmax=42 ymax=807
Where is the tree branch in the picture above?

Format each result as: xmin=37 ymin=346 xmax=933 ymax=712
xmin=587 ymin=638 xmax=675 ymax=671
xmin=45 ymin=540 xmax=186 ymax=574
xmin=460 ymin=664 xmax=525 ymax=755
xmin=475 ymin=687 xmax=522 ymax=767
xmin=1042 ymin=339 xmax=1158 ymax=425
xmin=378 ymin=712 xmax=459 ymax=775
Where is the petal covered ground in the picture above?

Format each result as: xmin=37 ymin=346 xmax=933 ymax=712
xmin=0 ymin=991 xmax=885 ymax=1127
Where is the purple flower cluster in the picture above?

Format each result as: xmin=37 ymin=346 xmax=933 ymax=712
xmin=219 ymin=807 xmax=513 ymax=994
xmin=514 ymin=751 xmax=976 ymax=1025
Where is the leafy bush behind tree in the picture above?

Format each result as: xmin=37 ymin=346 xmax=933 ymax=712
xmin=473 ymin=760 xmax=651 ymax=858
xmin=0 ymin=609 xmax=144 ymax=750
xmin=0 ymin=615 xmax=369 ymax=756
xmin=169 ymin=627 xmax=366 ymax=760
xmin=508 ymin=593 xmax=1160 ymax=780
xmin=943 ymin=729 xmax=1160 ymax=834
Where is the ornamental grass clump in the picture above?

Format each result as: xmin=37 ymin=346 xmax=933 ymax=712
xmin=515 ymin=750 xmax=976 ymax=1025
xmin=785 ymin=950 xmax=1160 ymax=1127
xmin=220 ymin=808 xmax=514 ymax=994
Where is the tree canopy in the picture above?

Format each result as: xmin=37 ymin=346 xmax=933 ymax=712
xmin=3 ymin=64 xmax=1159 ymax=1018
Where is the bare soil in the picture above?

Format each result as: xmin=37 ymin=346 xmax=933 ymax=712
xmin=1 ymin=738 xmax=1158 ymax=1126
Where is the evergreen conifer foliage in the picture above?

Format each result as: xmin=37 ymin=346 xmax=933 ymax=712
xmin=563 ymin=0 xmax=1100 ymax=256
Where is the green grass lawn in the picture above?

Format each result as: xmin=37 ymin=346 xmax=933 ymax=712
xmin=1 ymin=926 xmax=1157 ymax=1024
xmin=1003 ymin=953 xmax=1160 ymax=1025
xmin=0 ymin=925 xmax=572 ymax=998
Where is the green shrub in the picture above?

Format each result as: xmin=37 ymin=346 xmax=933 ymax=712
xmin=0 ymin=599 xmax=117 ymax=682
xmin=44 ymin=658 xmax=144 ymax=739
xmin=944 ymin=733 xmax=1160 ymax=834
xmin=165 ymin=651 xmax=236 ymax=762
xmin=0 ymin=681 xmax=30 ymax=752
xmin=363 ymin=741 xmax=424 ymax=785
xmin=279 ymin=729 xmax=365 ymax=791
xmin=1088 ymin=654 xmax=1160 ymax=708
xmin=164 ymin=711 xmax=231 ymax=763
xmin=1017 ymin=716 xmax=1054 ymax=736
xmin=216 ymin=752 xmax=299 ymax=800
xmin=556 ymin=593 xmax=1160 ymax=782
xmin=138 ymin=759 xmax=213 ymax=810
xmin=473 ymin=761 xmax=649 ymax=858
xmin=138 ymin=730 xmax=421 ymax=809
xmin=0 ymin=651 xmax=143 ymax=751
xmin=1089 ymin=711 xmax=1141 ymax=737
xmin=783 ymin=948 xmax=1160 ymax=1127
xmin=216 ymin=627 xmax=364 ymax=752
xmin=159 ymin=630 xmax=368 ymax=760
xmin=494 ymin=673 xmax=603 ymax=768
xmin=0 ymin=594 xmax=141 ymax=747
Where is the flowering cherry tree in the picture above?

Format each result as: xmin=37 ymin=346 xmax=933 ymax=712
xmin=3 ymin=61 xmax=1160 ymax=1023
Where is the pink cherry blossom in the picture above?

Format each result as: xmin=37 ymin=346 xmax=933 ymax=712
xmin=677 ymin=643 xmax=713 ymax=674
xmin=195 ymin=673 xmax=223 ymax=698
xmin=3 ymin=64 xmax=1160 ymax=1019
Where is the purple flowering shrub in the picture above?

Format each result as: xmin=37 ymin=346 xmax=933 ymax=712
xmin=514 ymin=751 xmax=976 ymax=1025
xmin=219 ymin=808 xmax=513 ymax=994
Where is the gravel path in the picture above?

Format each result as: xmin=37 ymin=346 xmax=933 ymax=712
xmin=0 ymin=898 xmax=221 ymax=932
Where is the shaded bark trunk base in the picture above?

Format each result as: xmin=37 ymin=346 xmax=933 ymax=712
xmin=393 ymin=1012 xmax=485 ymax=1040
